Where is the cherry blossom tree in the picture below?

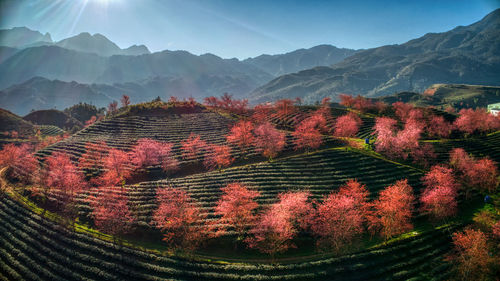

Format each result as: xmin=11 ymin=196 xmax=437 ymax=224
xmin=90 ymin=187 xmax=135 ymax=236
xmin=420 ymin=165 xmax=458 ymax=220
xmin=246 ymin=191 xmax=313 ymax=255
xmin=339 ymin=94 xmax=355 ymax=108
xmin=368 ymin=179 xmax=415 ymax=239
xmin=449 ymin=148 xmax=499 ymax=194
xmin=292 ymin=113 xmax=326 ymax=151
xmin=274 ymin=99 xmax=296 ymax=121
xmin=203 ymin=144 xmax=233 ymax=170
xmin=85 ymin=116 xmax=97 ymax=127
xmin=373 ymin=117 xmax=399 ymax=157
xmin=130 ymin=138 xmax=178 ymax=173
xmin=0 ymin=143 xmax=38 ymax=184
xmin=226 ymin=121 xmax=255 ymax=150
xmin=334 ymin=113 xmax=362 ymax=137
xmin=426 ymin=115 xmax=453 ymax=138
xmin=312 ymin=179 xmax=369 ymax=251
xmin=107 ymin=101 xmax=118 ymax=115
xmin=180 ymin=133 xmax=207 ymax=161
xmin=97 ymin=148 xmax=132 ymax=187
xmin=120 ymin=95 xmax=131 ymax=107
xmin=45 ymin=152 xmax=87 ymax=213
xmin=450 ymin=228 xmax=492 ymax=281
xmin=78 ymin=141 xmax=110 ymax=177
xmin=213 ymin=183 xmax=260 ymax=239
xmin=392 ymin=102 xmax=415 ymax=122
xmin=409 ymin=142 xmax=436 ymax=167
xmin=454 ymin=108 xmax=500 ymax=135
xmin=153 ymin=187 xmax=206 ymax=251
xmin=253 ymin=122 xmax=286 ymax=160
xmin=251 ymin=103 xmax=273 ymax=124
xmin=203 ymin=96 xmax=218 ymax=107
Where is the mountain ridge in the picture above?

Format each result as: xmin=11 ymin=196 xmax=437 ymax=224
xmin=249 ymin=8 xmax=500 ymax=104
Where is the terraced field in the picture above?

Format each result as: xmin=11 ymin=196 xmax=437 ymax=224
xmin=35 ymin=109 xmax=343 ymax=179
xmin=264 ymin=106 xmax=375 ymax=139
xmin=73 ymin=148 xmax=424 ymax=230
xmin=430 ymin=132 xmax=500 ymax=163
xmin=0 ymin=194 xmax=457 ymax=281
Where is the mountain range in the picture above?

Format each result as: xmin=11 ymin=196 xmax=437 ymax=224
xmin=250 ymin=8 xmax=500 ymax=104
xmin=0 ymin=27 xmax=358 ymax=114
xmin=1 ymin=8 xmax=500 ymax=114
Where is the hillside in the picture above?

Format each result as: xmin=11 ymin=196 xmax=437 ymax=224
xmin=0 ymin=75 xmax=263 ymax=116
xmin=0 ymin=46 xmax=273 ymax=97
xmin=56 ymin=32 xmax=151 ymax=56
xmin=0 ymin=108 xmax=34 ymax=136
xmin=0 ymin=77 xmax=113 ymax=116
xmin=250 ymin=8 xmax=500 ymax=104
xmin=0 ymin=26 xmax=52 ymax=48
xmin=23 ymin=109 xmax=83 ymax=131
xmin=375 ymin=84 xmax=500 ymax=110
xmin=244 ymin=45 xmax=359 ymax=76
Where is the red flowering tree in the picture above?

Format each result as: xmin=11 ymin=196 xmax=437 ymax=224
xmin=427 ymin=115 xmax=453 ymax=138
xmin=454 ymin=108 xmax=500 ymax=135
xmin=409 ymin=142 xmax=436 ymax=167
xmin=449 ymin=148 xmax=499 ymax=194
xmin=274 ymin=99 xmax=296 ymax=121
xmin=97 ymin=148 xmax=132 ymax=187
xmin=153 ymin=187 xmax=206 ymax=251
xmin=450 ymin=229 xmax=492 ymax=281
xmin=85 ymin=116 xmax=97 ymax=127
xmin=392 ymin=102 xmax=415 ymax=122
xmin=492 ymin=221 xmax=500 ymax=240
xmin=180 ymin=133 xmax=207 ymax=161
xmin=130 ymin=138 xmax=178 ymax=173
xmin=339 ymin=94 xmax=355 ymax=107
xmin=246 ymin=191 xmax=313 ymax=256
xmin=120 ymin=95 xmax=131 ymax=107
xmin=373 ymin=117 xmax=399 ymax=156
xmin=466 ymin=158 xmax=499 ymax=193
xmin=251 ymin=103 xmax=273 ymax=124
xmin=203 ymin=96 xmax=218 ymax=107
xmin=334 ymin=113 xmax=362 ymax=137
xmin=312 ymin=179 xmax=369 ymax=251
xmin=107 ymin=101 xmax=118 ymax=115
xmin=292 ymin=113 xmax=326 ymax=151
xmin=78 ymin=141 xmax=110 ymax=177
xmin=253 ymin=122 xmax=286 ymax=160
xmin=45 ymin=152 xmax=87 ymax=212
xmin=226 ymin=121 xmax=255 ymax=150
xmin=213 ymin=183 xmax=260 ymax=239
xmin=0 ymin=143 xmax=38 ymax=184
xmin=395 ymin=118 xmax=424 ymax=159
xmin=368 ymin=179 xmax=414 ymax=239
xmin=204 ymin=93 xmax=249 ymax=114
xmin=420 ymin=165 xmax=458 ymax=220
xmin=203 ymin=144 xmax=233 ymax=170
xmin=90 ymin=187 xmax=135 ymax=236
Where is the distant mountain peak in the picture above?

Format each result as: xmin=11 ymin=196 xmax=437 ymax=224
xmin=250 ymin=8 xmax=500 ymax=104
xmin=0 ymin=26 xmax=53 ymax=47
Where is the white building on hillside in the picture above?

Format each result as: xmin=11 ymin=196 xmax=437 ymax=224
xmin=488 ymin=103 xmax=500 ymax=116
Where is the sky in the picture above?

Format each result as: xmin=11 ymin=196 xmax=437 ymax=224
xmin=1 ymin=0 xmax=499 ymax=59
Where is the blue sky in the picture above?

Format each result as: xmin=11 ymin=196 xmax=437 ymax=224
xmin=1 ymin=0 xmax=499 ymax=59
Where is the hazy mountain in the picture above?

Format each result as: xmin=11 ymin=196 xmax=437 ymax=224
xmin=56 ymin=32 xmax=151 ymax=56
xmin=0 ymin=46 xmax=18 ymax=64
xmin=0 ymin=77 xmax=113 ymax=115
xmin=244 ymin=45 xmax=359 ymax=76
xmin=0 ymin=27 xmax=52 ymax=48
xmin=0 ymin=76 xmax=263 ymax=116
xmin=250 ymin=8 xmax=500 ymax=104
xmin=0 ymin=46 xmax=273 ymax=95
